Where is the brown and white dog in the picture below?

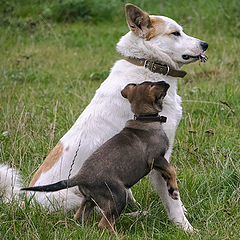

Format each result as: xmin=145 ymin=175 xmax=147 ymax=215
xmin=0 ymin=4 xmax=208 ymax=231
xmin=22 ymin=81 xmax=179 ymax=233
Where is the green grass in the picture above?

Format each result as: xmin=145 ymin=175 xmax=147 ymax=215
xmin=0 ymin=0 xmax=239 ymax=239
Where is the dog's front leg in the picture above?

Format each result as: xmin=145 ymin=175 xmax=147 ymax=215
xmin=150 ymin=170 xmax=193 ymax=232
xmin=126 ymin=188 xmax=137 ymax=204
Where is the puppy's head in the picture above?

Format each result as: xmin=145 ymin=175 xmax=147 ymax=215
xmin=121 ymin=81 xmax=169 ymax=116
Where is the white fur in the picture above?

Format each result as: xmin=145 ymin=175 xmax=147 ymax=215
xmin=0 ymin=12 xmax=207 ymax=232
xmin=0 ymin=164 xmax=22 ymax=202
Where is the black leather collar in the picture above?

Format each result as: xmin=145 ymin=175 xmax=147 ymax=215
xmin=134 ymin=113 xmax=167 ymax=123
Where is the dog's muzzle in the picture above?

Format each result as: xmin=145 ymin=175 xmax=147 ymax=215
xmin=182 ymin=53 xmax=208 ymax=62
xmin=182 ymin=41 xmax=208 ymax=62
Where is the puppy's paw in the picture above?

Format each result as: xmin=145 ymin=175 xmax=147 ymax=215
xmin=125 ymin=210 xmax=149 ymax=217
xmin=168 ymin=187 xmax=179 ymax=200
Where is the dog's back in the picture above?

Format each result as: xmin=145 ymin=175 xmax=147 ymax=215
xmin=77 ymin=119 xmax=168 ymax=190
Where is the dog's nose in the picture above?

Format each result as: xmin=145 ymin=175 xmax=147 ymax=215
xmin=200 ymin=41 xmax=208 ymax=51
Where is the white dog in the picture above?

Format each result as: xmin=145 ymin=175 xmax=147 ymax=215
xmin=1 ymin=4 xmax=208 ymax=232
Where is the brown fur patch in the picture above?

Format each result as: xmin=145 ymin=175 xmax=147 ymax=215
xmin=145 ymin=17 xmax=166 ymax=40
xmin=65 ymin=146 xmax=70 ymax=151
xmin=29 ymin=141 xmax=63 ymax=187
xmin=167 ymin=166 xmax=178 ymax=190
xmin=149 ymin=85 xmax=164 ymax=100
xmin=121 ymin=83 xmax=136 ymax=99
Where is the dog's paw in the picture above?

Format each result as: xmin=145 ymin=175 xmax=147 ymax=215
xmin=168 ymin=187 xmax=179 ymax=200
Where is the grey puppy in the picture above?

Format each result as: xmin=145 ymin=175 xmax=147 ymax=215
xmin=22 ymin=81 xmax=179 ymax=232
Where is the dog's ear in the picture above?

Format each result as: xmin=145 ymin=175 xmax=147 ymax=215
xmin=150 ymin=82 xmax=170 ymax=100
xmin=125 ymin=4 xmax=152 ymax=39
xmin=121 ymin=83 xmax=136 ymax=99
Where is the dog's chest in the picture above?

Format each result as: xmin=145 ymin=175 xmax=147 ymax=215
xmin=104 ymin=60 xmax=183 ymax=131
xmin=118 ymin=126 xmax=168 ymax=188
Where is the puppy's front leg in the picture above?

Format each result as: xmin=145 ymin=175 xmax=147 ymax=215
xmin=152 ymin=157 xmax=179 ymax=200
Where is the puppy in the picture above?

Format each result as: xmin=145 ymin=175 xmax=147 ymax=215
xmin=22 ymin=81 xmax=179 ymax=232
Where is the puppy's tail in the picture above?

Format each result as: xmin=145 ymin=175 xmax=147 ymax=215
xmin=21 ymin=178 xmax=78 ymax=192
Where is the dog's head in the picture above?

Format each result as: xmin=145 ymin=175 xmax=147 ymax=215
xmin=121 ymin=81 xmax=170 ymax=116
xmin=118 ymin=4 xmax=208 ymax=68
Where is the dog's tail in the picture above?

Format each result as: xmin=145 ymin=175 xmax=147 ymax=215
xmin=21 ymin=177 xmax=78 ymax=192
xmin=0 ymin=164 xmax=22 ymax=202
xmin=0 ymin=164 xmax=82 ymax=209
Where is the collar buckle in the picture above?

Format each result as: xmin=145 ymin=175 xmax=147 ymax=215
xmin=144 ymin=60 xmax=154 ymax=72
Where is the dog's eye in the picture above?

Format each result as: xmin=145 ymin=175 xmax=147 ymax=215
xmin=171 ymin=31 xmax=181 ymax=37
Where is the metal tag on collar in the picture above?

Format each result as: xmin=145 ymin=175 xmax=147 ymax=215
xmin=144 ymin=60 xmax=154 ymax=71
xmin=160 ymin=116 xmax=167 ymax=123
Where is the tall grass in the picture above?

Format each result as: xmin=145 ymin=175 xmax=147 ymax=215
xmin=0 ymin=0 xmax=239 ymax=239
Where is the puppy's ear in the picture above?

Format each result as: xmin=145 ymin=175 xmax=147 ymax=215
xmin=150 ymin=82 xmax=170 ymax=100
xmin=125 ymin=4 xmax=152 ymax=38
xmin=121 ymin=83 xmax=136 ymax=99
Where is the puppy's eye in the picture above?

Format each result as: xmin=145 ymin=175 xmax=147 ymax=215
xmin=171 ymin=31 xmax=181 ymax=37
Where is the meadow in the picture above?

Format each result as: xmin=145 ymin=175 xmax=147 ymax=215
xmin=0 ymin=0 xmax=239 ymax=239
